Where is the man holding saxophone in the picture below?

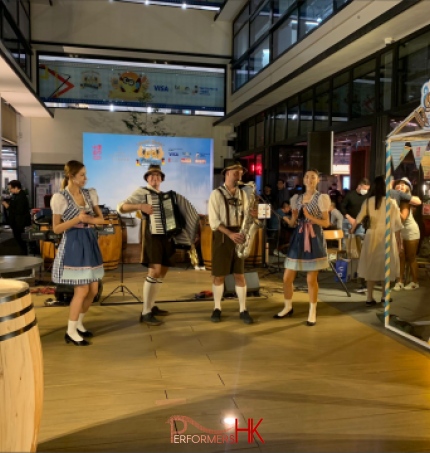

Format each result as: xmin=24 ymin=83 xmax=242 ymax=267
xmin=207 ymin=160 xmax=260 ymax=324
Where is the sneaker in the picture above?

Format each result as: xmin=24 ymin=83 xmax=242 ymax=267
xmin=240 ymin=310 xmax=254 ymax=324
xmin=404 ymin=282 xmax=419 ymax=290
xmin=199 ymin=266 xmax=206 ymax=271
xmin=152 ymin=306 xmax=169 ymax=316
xmin=139 ymin=313 xmax=163 ymax=326
xmin=393 ymin=282 xmax=404 ymax=291
xmin=365 ymin=299 xmax=377 ymax=307
xmin=194 ymin=265 xmax=201 ymax=271
xmin=211 ymin=309 xmax=221 ymax=323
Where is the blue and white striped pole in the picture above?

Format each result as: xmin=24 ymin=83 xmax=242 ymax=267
xmin=384 ymin=140 xmax=392 ymax=328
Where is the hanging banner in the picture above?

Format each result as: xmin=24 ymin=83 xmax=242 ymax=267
xmin=390 ymin=140 xmax=430 ymax=170
xmin=38 ymin=58 xmax=225 ymax=112
xmin=421 ymin=80 xmax=430 ymax=129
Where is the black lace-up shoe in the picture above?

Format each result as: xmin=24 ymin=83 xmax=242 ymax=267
xmin=240 ymin=310 xmax=254 ymax=324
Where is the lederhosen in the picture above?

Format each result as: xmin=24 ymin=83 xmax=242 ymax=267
xmin=141 ymin=187 xmax=176 ymax=268
xmin=211 ymin=186 xmax=245 ymax=277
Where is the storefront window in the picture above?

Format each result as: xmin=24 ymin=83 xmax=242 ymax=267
xmin=274 ymin=104 xmax=286 ymax=142
xmin=314 ymin=81 xmax=330 ymax=131
xmin=248 ymin=124 xmax=256 ymax=150
xmin=398 ymin=29 xmax=430 ymax=106
xmin=287 ymin=97 xmax=299 ymax=138
xmin=352 ymin=59 xmax=376 ymax=118
xmin=380 ymin=50 xmax=393 ymax=111
xmin=256 ymin=119 xmax=265 ymax=147
xmin=332 ymin=72 xmax=349 ymax=124
xmin=234 ymin=60 xmax=249 ymax=91
xmin=299 ymin=89 xmax=313 ymax=135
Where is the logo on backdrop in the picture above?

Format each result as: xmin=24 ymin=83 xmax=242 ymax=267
xmin=167 ymin=415 xmax=264 ymax=444
xmin=136 ymin=140 xmax=165 ymax=166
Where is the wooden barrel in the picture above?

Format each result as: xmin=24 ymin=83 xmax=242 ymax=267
xmin=0 ymin=279 xmax=44 ymax=452
xmin=98 ymin=217 xmax=122 ymax=270
xmin=201 ymin=223 xmax=263 ymax=271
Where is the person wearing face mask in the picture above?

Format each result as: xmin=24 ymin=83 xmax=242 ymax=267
xmin=340 ymin=178 xmax=370 ymax=240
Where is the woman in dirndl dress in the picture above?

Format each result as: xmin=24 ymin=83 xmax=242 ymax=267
xmin=273 ymin=169 xmax=331 ymax=326
xmin=51 ymin=160 xmax=107 ymax=346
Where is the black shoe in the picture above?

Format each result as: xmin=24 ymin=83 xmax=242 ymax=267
xmin=306 ymin=320 xmax=316 ymax=326
xmin=240 ymin=310 xmax=254 ymax=324
xmin=64 ymin=333 xmax=90 ymax=346
xmin=380 ymin=297 xmax=393 ymax=304
xmin=77 ymin=329 xmax=93 ymax=338
xmin=152 ymin=306 xmax=169 ymax=316
xmin=211 ymin=309 xmax=222 ymax=323
xmin=139 ymin=313 xmax=163 ymax=326
xmin=273 ymin=308 xmax=294 ymax=319
xmin=365 ymin=299 xmax=377 ymax=306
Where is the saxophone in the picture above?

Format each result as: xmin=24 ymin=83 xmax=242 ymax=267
xmin=236 ymin=182 xmax=261 ymax=259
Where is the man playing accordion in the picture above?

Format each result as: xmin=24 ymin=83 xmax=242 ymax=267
xmin=117 ymin=164 xmax=199 ymax=326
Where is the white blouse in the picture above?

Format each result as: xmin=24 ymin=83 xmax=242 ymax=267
xmin=51 ymin=188 xmax=99 ymax=215
xmin=290 ymin=193 xmax=331 ymax=212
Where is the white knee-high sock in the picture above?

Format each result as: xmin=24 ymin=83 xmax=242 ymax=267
xmin=67 ymin=320 xmax=83 ymax=341
xmin=143 ymin=277 xmax=158 ymax=315
xmin=308 ymin=302 xmax=317 ymax=323
xmin=277 ymin=299 xmax=293 ymax=317
xmin=77 ymin=313 xmax=87 ymax=332
xmin=236 ymin=286 xmax=247 ymax=312
xmin=212 ymin=284 xmax=224 ymax=310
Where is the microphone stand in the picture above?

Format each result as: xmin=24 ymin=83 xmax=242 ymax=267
xmin=100 ymin=215 xmax=142 ymax=306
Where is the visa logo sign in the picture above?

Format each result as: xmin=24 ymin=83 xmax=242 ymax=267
xmin=154 ymin=85 xmax=169 ymax=92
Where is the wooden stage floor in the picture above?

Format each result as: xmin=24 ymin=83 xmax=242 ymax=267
xmin=32 ymin=265 xmax=430 ymax=453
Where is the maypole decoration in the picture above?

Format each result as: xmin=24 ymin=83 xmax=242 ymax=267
xmin=384 ymin=140 xmax=392 ymax=327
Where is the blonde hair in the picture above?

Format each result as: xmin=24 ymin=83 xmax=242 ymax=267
xmin=61 ymin=160 xmax=85 ymax=189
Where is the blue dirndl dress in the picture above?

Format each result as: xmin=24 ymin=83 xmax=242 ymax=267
xmin=285 ymin=192 xmax=329 ymax=272
xmin=52 ymin=189 xmax=104 ymax=285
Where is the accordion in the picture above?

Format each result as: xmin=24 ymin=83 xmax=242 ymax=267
xmin=145 ymin=190 xmax=184 ymax=236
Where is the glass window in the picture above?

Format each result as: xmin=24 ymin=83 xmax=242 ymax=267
xmin=274 ymin=104 xmax=286 ymax=142
xmin=298 ymin=0 xmax=332 ymax=40
xmin=265 ymin=111 xmax=274 ymax=144
xmin=250 ymin=0 xmax=263 ymax=14
xmin=380 ymin=51 xmax=393 ymax=111
xmin=248 ymin=124 xmax=256 ymax=150
xmin=332 ymin=72 xmax=349 ymax=124
xmin=250 ymin=1 xmax=271 ymax=46
xmin=398 ymin=30 xmax=430 ymax=106
xmin=334 ymin=0 xmax=350 ymax=11
xmin=299 ymin=89 xmax=313 ymax=135
xmin=249 ymin=37 xmax=270 ymax=78
xmin=234 ymin=5 xmax=249 ymax=34
xmin=352 ymin=59 xmax=376 ymax=118
xmin=18 ymin=1 xmax=30 ymax=40
xmin=2 ymin=15 xmax=19 ymax=59
xmin=233 ymin=60 xmax=249 ymax=91
xmin=273 ymin=0 xmax=295 ymax=23
xmin=234 ymin=24 xmax=249 ymax=59
xmin=287 ymin=97 xmax=299 ymax=138
xmin=2 ymin=0 xmax=18 ymax=22
xmin=273 ymin=10 xmax=298 ymax=59
xmin=256 ymin=120 xmax=265 ymax=147
xmin=314 ymin=81 xmax=330 ymax=131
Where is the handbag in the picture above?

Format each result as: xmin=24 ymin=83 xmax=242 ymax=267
xmin=361 ymin=199 xmax=371 ymax=231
